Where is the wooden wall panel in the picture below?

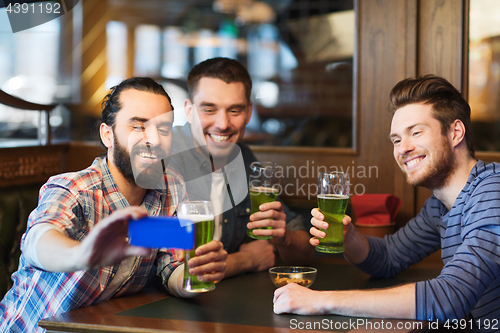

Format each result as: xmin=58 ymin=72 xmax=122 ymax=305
xmin=80 ymin=0 xmax=111 ymax=116
xmin=356 ymin=0 xmax=418 ymax=228
xmin=0 ymin=146 xmax=66 ymax=187
xmin=67 ymin=0 xmax=112 ymax=141
xmin=416 ymin=0 xmax=465 ymax=212
xmin=64 ymin=142 xmax=105 ymax=172
xmin=418 ymin=0 xmax=464 ymax=89
xmin=252 ymin=147 xmax=357 ymax=209
xmin=418 ymin=0 xmax=464 ymax=88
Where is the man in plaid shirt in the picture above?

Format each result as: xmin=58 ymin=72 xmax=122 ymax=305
xmin=0 ymin=77 xmax=227 ymax=333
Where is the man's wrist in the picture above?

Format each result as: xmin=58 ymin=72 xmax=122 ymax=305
xmin=343 ymin=229 xmax=370 ymax=265
xmin=226 ymin=251 xmax=254 ymax=276
xmin=70 ymin=242 xmax=90 ymax=271
xmin=317 ymin=290 xmax=337 ymax=314
xmin=270 ymin=228 xmax=290 ymax=247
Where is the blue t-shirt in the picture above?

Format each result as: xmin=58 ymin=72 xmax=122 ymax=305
xmin=357 ymin=160 xmax=500 ymax=330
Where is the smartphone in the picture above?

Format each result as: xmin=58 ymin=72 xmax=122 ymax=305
xmin=128 ymin=216 xmax=194 ymax=250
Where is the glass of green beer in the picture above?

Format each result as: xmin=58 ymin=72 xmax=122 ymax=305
xmin=316 ymin=171 xmax=350 ymax=253
xmin=179 ymin=201 xmax=216 ymax=293
xmin=247 ymin=161 xmax=281 ymax=240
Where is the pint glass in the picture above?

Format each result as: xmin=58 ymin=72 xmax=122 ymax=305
xmin=247 ymin=161 xmax=280 ymax=240
xmin=180 ymin=201 xmax=215 ymax=292
xmin=316 ymin=171 xmax=350 ymax=253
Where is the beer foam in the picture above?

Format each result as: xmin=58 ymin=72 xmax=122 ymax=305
xmin=318 ymin=194 xmax=349 ymax=199
xmin=249 ymin=186 xmax=279 ymax=194
xmin=178 ymin=214 xmax=214 ymax=222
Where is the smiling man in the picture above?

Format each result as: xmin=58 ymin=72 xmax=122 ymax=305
xmin=0 ymin=77 xmax=227 ymax=333
xmin=171 ymin=58 xmax=313 ymax=278
xmin=273 ymin=75 xmax=500 ymax=329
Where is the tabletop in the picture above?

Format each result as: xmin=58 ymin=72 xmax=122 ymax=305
xmin=39 ymin=260 xmax=439 ymax=333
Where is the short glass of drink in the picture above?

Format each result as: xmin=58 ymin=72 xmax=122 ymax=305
xmin=179 ymin=200 xmax=215 ymax=292
xmin=316 ymin=171 xmax=350 ymax=253
xmin=247 ymin=161 xmax=281 ymax=240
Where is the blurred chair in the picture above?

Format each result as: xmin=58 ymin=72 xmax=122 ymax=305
xmin=0 ymin=184 xmax=41 ymax=297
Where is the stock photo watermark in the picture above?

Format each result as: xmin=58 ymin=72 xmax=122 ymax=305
xmin=249 ymin=159 xmax=379 ymax=200
xmin=288 ymin=318 xmax=500 ymax=331
xmin=289 ymin=318 xmax=424 ymax=331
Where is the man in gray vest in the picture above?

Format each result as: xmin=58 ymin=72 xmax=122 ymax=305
xmin=171 ymin=57 xmax=314 ymax=278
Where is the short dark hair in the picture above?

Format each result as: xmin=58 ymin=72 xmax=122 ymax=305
xmin=187 ymin=57 xmax=252 ymax=102
xmin=100 ymin=77 xmax=173 ymax=129
xmin=388 ymin=74 xmax=475 ymax=158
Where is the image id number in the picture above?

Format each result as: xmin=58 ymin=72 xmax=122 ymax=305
xmin=6 ymin=2 xmax=61 ymax=14
xmin=438 ymin=318 xmax=499 ymax=330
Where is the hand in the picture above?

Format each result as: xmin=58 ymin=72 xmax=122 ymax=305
xmin=247 ymin=201 xmax=287 ymax=243
xmin=186 ymin=240 xmax=227 ymax=282
xmin=273 ymin=283 xmax=327 ymax=315
xmin=309 ymin=208 xmax=353 ymax=247
xmin=239 ymin=240 xmax=275 ymax=272
xmin=77 ymin=206 xmax=152 ymax=270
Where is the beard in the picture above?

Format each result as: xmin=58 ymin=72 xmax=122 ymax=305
xmin=112 ymin=136 xmax=167 ymax=189
xmin=113 ymin=135 xmax=136 ymax=185
xmin=403 ymin=136 xmax=456 ymax=190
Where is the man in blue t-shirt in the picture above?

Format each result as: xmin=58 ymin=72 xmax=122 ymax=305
xmin=273 ymin=75 xmax=500 ymax=329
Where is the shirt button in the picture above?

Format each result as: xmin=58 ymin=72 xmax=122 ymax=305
xmin=246 ymin=208 xmax=250 ymax=213
xmin=224 ymin=219 xmax=228 ymax=223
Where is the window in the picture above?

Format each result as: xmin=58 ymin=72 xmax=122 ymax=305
xmin=469 ymin=0 xmax=500 ymax=151
xmin=0 ymin=8 xmax=70 ymax=146
xmin=106 ymin=21 xmax=128 ymax=89
xmin=106 ymin=0 xmax=355 ymax=148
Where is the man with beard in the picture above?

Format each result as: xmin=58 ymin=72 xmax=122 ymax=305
xmin=0 ymin=77 xmax=227 ymax=333
xmin=171 ymin=58 xmax=314 ymax=278
xmin=273 ymin=75 xmax=500 ymax=328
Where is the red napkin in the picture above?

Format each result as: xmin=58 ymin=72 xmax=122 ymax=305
xmin=350 ymin=194 xmax=401 ymax=226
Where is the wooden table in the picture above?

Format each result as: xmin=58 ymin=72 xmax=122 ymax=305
xmin=39 ymin=261 xmax=438 ymax=332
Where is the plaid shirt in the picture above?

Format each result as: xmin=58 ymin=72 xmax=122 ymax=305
xmin=0 ymin=157 xmax=187 ymax=333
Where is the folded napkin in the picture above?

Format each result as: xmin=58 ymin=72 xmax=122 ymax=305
xmin=350 ymin=194 xmax=401 ymax=226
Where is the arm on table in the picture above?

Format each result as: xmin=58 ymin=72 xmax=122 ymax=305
xmin=35 ymin=206 xmax=151 ymax=272
xmin=273 ymin=282 xmax=415 ymax=318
